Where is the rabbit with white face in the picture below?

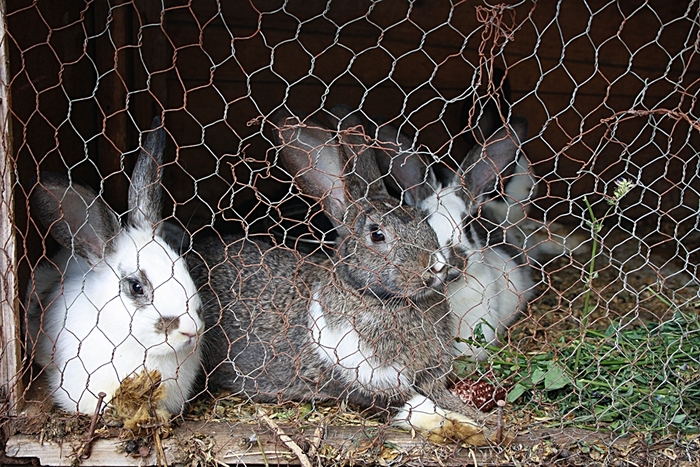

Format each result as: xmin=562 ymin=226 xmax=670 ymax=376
xmin=188 ymin=109 xmax=496 ymax=444
xmin=26 ymin=118 xmax=204 ymax=415
xmin=374 ymin=118 xmax=535 ymax=361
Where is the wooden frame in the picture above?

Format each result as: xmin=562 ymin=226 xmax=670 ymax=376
xmin=0 ymin=0 xmax=20 ymax=429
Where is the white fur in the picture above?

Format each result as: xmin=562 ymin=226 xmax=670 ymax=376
xmin=309 ymin=290 xmax=409 ymax=391
xmin=420 ymin=184 xmax=533 ymax=360
xmin=393 ymin=394 xmax=482 ymax=435
xmin=447 ymin=247 xmax=530 ymax=360
xmin=421 ymin=185 xmax=470 ymax=251
xmin=28 ymin=227 xmax=204 ymax=414
xmin=393 ymin=395 xmax=446 ymax=431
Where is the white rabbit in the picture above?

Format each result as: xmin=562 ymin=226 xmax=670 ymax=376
xmin=374 ymin=118 xmax=535 ymax=360
xmin=26 ymin=118 xmax=204 ymax=415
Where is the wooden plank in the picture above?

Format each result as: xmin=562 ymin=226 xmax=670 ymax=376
xmin=6 ymin=436 xmax=163 ymax=467
xmin=4 ymin=427 xmax=413 ymax=466
xmin=0 ymin=0 xmax=21 ymax=427
xmin=6 ymin=419 xmax=632 ymax=466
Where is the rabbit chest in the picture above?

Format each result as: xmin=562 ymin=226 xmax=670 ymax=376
xmin=192 ymin=236 xmax=456 ymax=399
xmin=308 ymin=277 xmax=455 ymax=392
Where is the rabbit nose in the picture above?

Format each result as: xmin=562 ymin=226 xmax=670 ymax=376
xmin=181 ymin=330 xmax=197 ymax=340
xmin=431 ymin=251 xmax=447 ymax=275
xmin=181 ymin=330 xmax=197 ymax=339
xmin=179 ymin=329 xmax=199 ymax=346
xmin=174 ymin=313 xmax=202 ymax=341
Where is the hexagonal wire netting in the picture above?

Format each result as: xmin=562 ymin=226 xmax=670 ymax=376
xmin=3 ymin=0 xmax=699 ymax=465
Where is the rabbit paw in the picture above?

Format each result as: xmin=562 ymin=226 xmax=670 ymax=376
xmin=393 ymin=396 xmax=498 ymax=446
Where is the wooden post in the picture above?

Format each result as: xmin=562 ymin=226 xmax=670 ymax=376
xmin=0 ymin=0 xmax=21 ymax=426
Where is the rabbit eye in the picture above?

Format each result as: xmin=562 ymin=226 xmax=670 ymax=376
xmin=369 ymin=225 xmax=385 ymax=243
xmin=129 ymin=280 xmax=144 ymax=296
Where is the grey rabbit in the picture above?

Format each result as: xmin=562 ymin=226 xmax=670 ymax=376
xmin=188 ymin=108 xmax=498 ymax=443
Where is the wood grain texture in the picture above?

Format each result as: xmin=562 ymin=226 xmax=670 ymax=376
xmin=6 ymin=420 xmax=631 ymax=466
xmin=0 ymin=0 xmax=21 ymax=428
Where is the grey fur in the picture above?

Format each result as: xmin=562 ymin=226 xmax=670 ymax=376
xmin=32 ymin=172 xmax=120 ymax=267
xmin=129 ymin=116 xmax=165 ymax=230
xmin=370 ymin=117 xmax=438 ymax=207
xmin=189 ymin=110 xmax=479 ymax=418
xmin=457 ymin=115 xmax=529 ymax=208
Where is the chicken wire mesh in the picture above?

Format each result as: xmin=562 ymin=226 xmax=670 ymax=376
xmin=2 ymin=0 xmax=700 ymax=465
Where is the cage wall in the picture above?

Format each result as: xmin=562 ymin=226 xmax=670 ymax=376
xmin=3 ymin=0 xmax=700 ymax=465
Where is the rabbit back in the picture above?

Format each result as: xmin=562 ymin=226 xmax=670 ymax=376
xmin=192 ymin=235 xmax=329 ymax=403
xmin=192 ymin=220 xmax=456 ymax=408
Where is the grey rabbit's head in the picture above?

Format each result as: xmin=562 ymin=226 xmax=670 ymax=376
xmin=270 ymin=108 xmax=449 ymax=301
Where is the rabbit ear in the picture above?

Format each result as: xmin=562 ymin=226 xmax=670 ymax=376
xmin=373 ymin=121 xmax=436 ymax=207
xmin=272 ymin=110 xmax=350 ymax=233
xmin=326 ymin=104 xmax=361 ymax=132
xmin=458 ymin=115 xmax=529 ymax=208
xmin=505 ymin=154 xmax=535 ymax=205
xmin=461 ymin=96 xmax=500 ymax=146
xmin=327 ymin=105 xmax=389 ymax=202
xmin=31 ymin=172 xmax=120 ymax=266
xmin=128 ymin=117 xmax=165 ymax=229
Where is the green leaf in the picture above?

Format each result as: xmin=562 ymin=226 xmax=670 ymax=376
xmin=671 ymin=414 xmax=687 ymax=424
xmin=531 ymin=367 xmax=547 ymax=385
xmin=544 ymin=364 xmax=571 ymax=391
xmin=508 ymin=383 xmax=528 ymax=403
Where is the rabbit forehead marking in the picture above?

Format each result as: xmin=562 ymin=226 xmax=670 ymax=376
xmin=420 ymin=189 xmax=470 ymax=251
xmin=309 ymin=291 xmax=410 ymax=390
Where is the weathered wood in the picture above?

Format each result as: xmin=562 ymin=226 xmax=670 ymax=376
xmin=0 ymin=0 xmax=21 ymax=428
xmin=6 ymin=419 xmax=633 ymax=466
